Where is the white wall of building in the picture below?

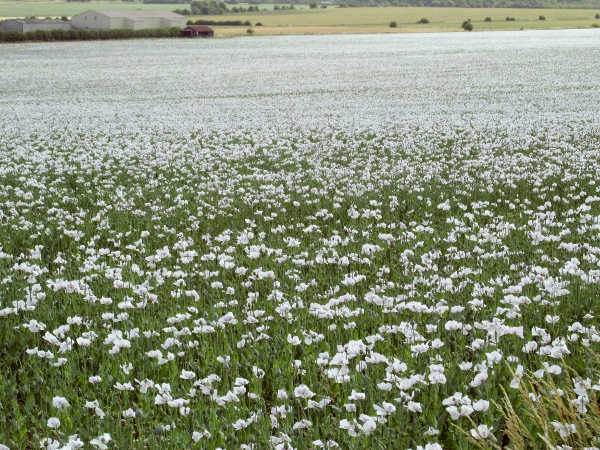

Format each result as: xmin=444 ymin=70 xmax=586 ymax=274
xmin=71 ymin=12 xmax=112 ymax=30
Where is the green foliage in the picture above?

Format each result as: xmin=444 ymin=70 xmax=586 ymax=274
xmin=255 ymin=21 xmax=263 ymax=26
xmin=464 ymin=21 xmax=473 ymax=30
xmin=246 ymin=27 xmax=255 ymax=35
xmin=539 ymin=14 xmax=546 ymax=19
xmin=190 ymin=0 xmax=228 ymax=15
xmin=419 ymin=17 xmax=429 ymax=23
xmin=188 ymin=19 xmax=244 ymax=25
xmin=390 ymin=20 xmax=398 ymax=27
xmin=595 ymin=13 xmax=600 ymax=19
xmin=592 ymin=22 xmax=600 ymax=27
xmin=485 ymin=16 xmax=491 ymax=21
xmin=506 ymin=16 xmax=516 ymax=21
xmin=309 ymin=1 xmax=318 ymax=8
xmin=0 ymin=27 xmax=181 ymax=43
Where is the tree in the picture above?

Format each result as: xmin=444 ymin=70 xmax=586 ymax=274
xmin=190 ymin=0 xmax=228 ymax=15
xmin=309 ymin=1 xmax=318 ymax=8
xmin=246 ymin=27 xmax=255 ymax=35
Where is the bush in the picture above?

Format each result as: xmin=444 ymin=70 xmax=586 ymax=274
xmin=464 ymin=22 xmax=473 ymax=31
xmin=539 ymin=15 xmax=545 ymax=20
xmin=506 ymin=16 xmax=515 ymax=21
xmin=191 ymin=19 xmax=243 ymax=25
xmin=484 ymin=16 xmax=491 ymax=22
xmin=255 ymin=22 xmax=262 ymax=26
xmin=243 ymin=20 xmax=251 ymax=25
xmin=461 ymin=19 xmax=471 ymax=29
xmin=419 ymin=18 xmax=429 ymax=23
xmin=246 ymin=28 xmax=254 ymax=35
xmin=389 ymin=21 xmax=397 ymax=28
xmin=592 ymin=23 xmax=600 ymax=28
xmin=595 ymin=13 xmax=599 ymax=19
xmin=0 ymin=26 xmax=182 ymax=44
xmin=2 ymin=31 xmax=26 ymax=42
xmin=309 ymin=1 xmax=317 ymax=8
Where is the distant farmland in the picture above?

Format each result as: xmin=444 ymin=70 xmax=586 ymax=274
xmin=208 ymin=6 xmax=600 ymax=35
xmin=1 ymin=1 xmax=598 ymax=35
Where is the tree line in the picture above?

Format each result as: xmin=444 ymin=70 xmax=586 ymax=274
xmin=0 ymin=27 xmax=182 ymax=43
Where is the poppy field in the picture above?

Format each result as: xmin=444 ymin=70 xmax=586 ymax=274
xmin=1 ymin=31 xmax=600 ymax=449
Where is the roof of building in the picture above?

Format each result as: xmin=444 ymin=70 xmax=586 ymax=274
xmin=185 ymin=25 xmax=214 ymax=31
xmin=5 ymin=19 xmax=68 ymax=24
xmin=77 ymin=10 xmax=185 ymax=19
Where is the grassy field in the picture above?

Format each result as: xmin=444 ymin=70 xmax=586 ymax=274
xmin=0 ymin=1 xmax=188 ymax=18
xmin=210 ymin=6 xmax=600 ymax=32
xmin=213 ymin=7 xmax=600 ymax=36
xmin=1 ymin=1 xmax=598 ymax=34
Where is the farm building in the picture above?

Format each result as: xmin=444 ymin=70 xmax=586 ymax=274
xmin=71 ymin=10 xmax=186 ymax=30
xmin=181 ymin=26 xmax=214 ymax=37
xmin=0 ymin=19 xmax=72 ymax=33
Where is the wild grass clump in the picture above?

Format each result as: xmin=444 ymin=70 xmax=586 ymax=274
xmin=457 ymin=352 xmax=600 ymax=450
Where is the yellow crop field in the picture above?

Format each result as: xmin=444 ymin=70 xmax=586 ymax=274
xmin=192 ymin=6 xmax=600 ymax=34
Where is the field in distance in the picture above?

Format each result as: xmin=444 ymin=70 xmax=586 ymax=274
xmin=0 ymin=1 xmax=194 ymax=18
xmin=0 ymin=0 xmax=598 ymax=34
xmin=209 ymin=6 xmax=600 ymax=35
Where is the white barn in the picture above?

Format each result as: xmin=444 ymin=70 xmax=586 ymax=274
xmin=71 ymin=10 xmax=187 ymax=30
xmin=0 ymin=19 xmax=72 ymax=33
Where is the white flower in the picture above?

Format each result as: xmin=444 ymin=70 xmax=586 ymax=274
xmin=358 ymin=419 xmax=377 ymax=434
xmin=277 ymin=389 xmax=288 ymax=400
xmin=348 ymin=389 xmax=366 ymax=401
xmin=473 ymin=399 xmax=490 ymax=412
xmin=470 ymin=424 xmax=492 ymax=439
xmin=292 ymin=419 xmax=312 ymax=430
xmin=339 ymin=419 xmax=358 ymax=437
xmin=552 ymin=422 xmax=576 ymax=438
xmin=47 ymin=417 xmax=61 ymax=429
xmin=407 ymin=401 xmax=422 ymax=413
xmin=293 ymin=384 xmax=315 ymax=399
xmin=89 ymin=434 xmax=111 ymax=450
xmin=374 ymin=402 xmax=396 ymax=416
xmin=52 ymin=396 xmax=70 ymax=408
xmin=470 ymin=371 xmax=488 ymax=387
xmin=180 ymin=370 xmax=196 ymax=380
xmin=287 ymin=334 xmax=301 ymax=345
xmin=485 ymin=351 xmax=503 ymax=365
